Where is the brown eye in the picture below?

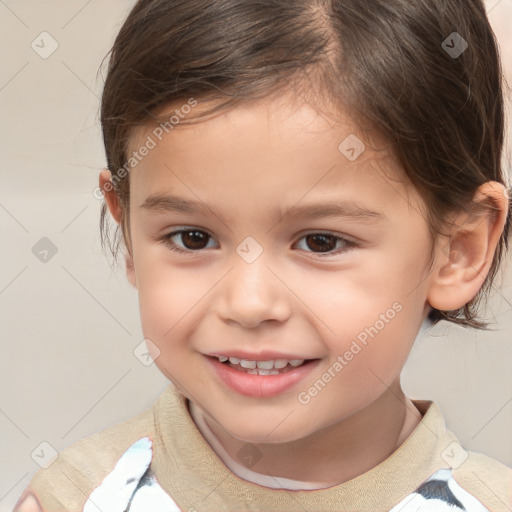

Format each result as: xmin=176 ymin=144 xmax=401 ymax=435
xmin=180 ymin=230 xmax=209 ymax=249
xmin=162 ymin=229 xmax=215 ymax=253
xmin=295 ymin=232 xmax=356 ymax=257
xmin=304 ymin=234 xmax=338 ymax=253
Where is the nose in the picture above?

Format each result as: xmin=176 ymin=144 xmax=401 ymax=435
xmin=215 ymin=254 xmax=292 ymax=329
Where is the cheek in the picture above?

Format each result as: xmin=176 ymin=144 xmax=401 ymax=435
xmin=298 ymin=306 xmax=415 ymax=420
xmin=287 ymin=253 xmax=414 ymax=339
xmin=134 ymin=249 xmax=200 ymax=341
xmin=295 ymin=258 xmax=421 ymax=394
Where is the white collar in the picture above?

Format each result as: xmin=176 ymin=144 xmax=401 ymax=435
xmin=188 ymin=400 xmax=334 ymax=490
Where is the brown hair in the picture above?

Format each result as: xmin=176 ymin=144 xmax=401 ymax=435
xmin=99 ymin=0 xmax=511 ymax=330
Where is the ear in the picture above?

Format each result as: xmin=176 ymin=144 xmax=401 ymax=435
xmin=99 ymin=169 xmax=122 ymax=223
xmin=427 ymin=181 xmax=509 ymax=311
xmin=99 ymin=169 xmax=137 ymax=289
xmin=125 ymin=250 xmax=137 ymax=288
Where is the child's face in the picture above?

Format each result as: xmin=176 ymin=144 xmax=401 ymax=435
xmin=127 ymin=90 xmax=435 ymax=443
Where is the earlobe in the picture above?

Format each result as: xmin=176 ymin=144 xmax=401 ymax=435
xmin=427 ymin=181 xmax=509 ymax=312
xmin=125 ymin=251 xmax=137 ymax=288
xmin=99 ymin=168 xmax=122 ymax=224
xmin=427 ymin=233 xmax=487 ymax=311
xmin=99 ymin=169 xmax=136 ymax=287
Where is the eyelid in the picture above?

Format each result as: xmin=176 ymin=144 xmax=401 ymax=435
xmin=297 ymin=228 xmax=358 ymax=243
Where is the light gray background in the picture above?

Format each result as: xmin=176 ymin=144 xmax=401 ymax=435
xmin=1 ymin=1 xmax=511 ymax=510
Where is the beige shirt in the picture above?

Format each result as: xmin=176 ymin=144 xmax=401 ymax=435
xmin=22 ymin=384 xmax=512 ymax=511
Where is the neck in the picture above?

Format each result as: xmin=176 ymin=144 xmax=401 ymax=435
xmin=192 ymin=381 xmax=422 ymax=486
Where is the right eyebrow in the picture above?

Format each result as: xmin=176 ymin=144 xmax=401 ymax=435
xmin=140 ymin=194 xmax=214 ymax=215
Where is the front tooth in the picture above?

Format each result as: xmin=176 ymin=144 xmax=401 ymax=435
xmin=229 ymin=357 xmax=241 ymax=364
xmin=289 ymin=359 xmax=304 ymax=367
xmin=274 ymin=359 xmax=288 ymax=369
xmin=240 ymin=359 xmax=257 ymax=369
xmin=218 ymin=356 xmax=228 ymax=362
xmin=256 ymin=360 xmax=274 ymax=369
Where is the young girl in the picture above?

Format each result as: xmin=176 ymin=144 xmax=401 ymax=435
xmin=15 ymin=0 xmax=511 ymax=510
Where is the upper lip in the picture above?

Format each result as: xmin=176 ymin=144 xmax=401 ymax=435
xmin=207 ymin=350 xmax=317 ymax=361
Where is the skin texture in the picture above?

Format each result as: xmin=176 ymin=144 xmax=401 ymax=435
xmin=89 ymin=90 xmax=507 ymax=486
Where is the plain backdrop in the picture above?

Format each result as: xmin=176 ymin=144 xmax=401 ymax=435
xmin=1 ymin=1 xmax=511 ymax=510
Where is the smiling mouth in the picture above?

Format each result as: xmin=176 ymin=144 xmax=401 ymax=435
xmin=210 ymin=355 xmax=316 ymax=375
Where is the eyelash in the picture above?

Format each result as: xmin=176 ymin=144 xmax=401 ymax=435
xmin=160 ymin=228 xmax=358 ymax=258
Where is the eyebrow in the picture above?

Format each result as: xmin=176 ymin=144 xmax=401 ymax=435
xmin=140 ymin=193 xmax=386 ymax=224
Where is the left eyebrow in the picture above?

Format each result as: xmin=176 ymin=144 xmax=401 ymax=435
xmin=280 ymin=200 xmax=386 ymax=223
xmin=140 ymin=193 xmax=387 ymax=224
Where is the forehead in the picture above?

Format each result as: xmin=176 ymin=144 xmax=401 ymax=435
xmin=127 ymin=91 xmax=421 ymax=221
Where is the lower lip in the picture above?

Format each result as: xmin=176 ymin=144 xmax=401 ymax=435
xmin=206 ymin=356 xmax=319 ymax=398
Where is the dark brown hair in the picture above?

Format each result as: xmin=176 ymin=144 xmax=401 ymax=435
xmin=99 ymin=0 xmax=511 ymax=330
